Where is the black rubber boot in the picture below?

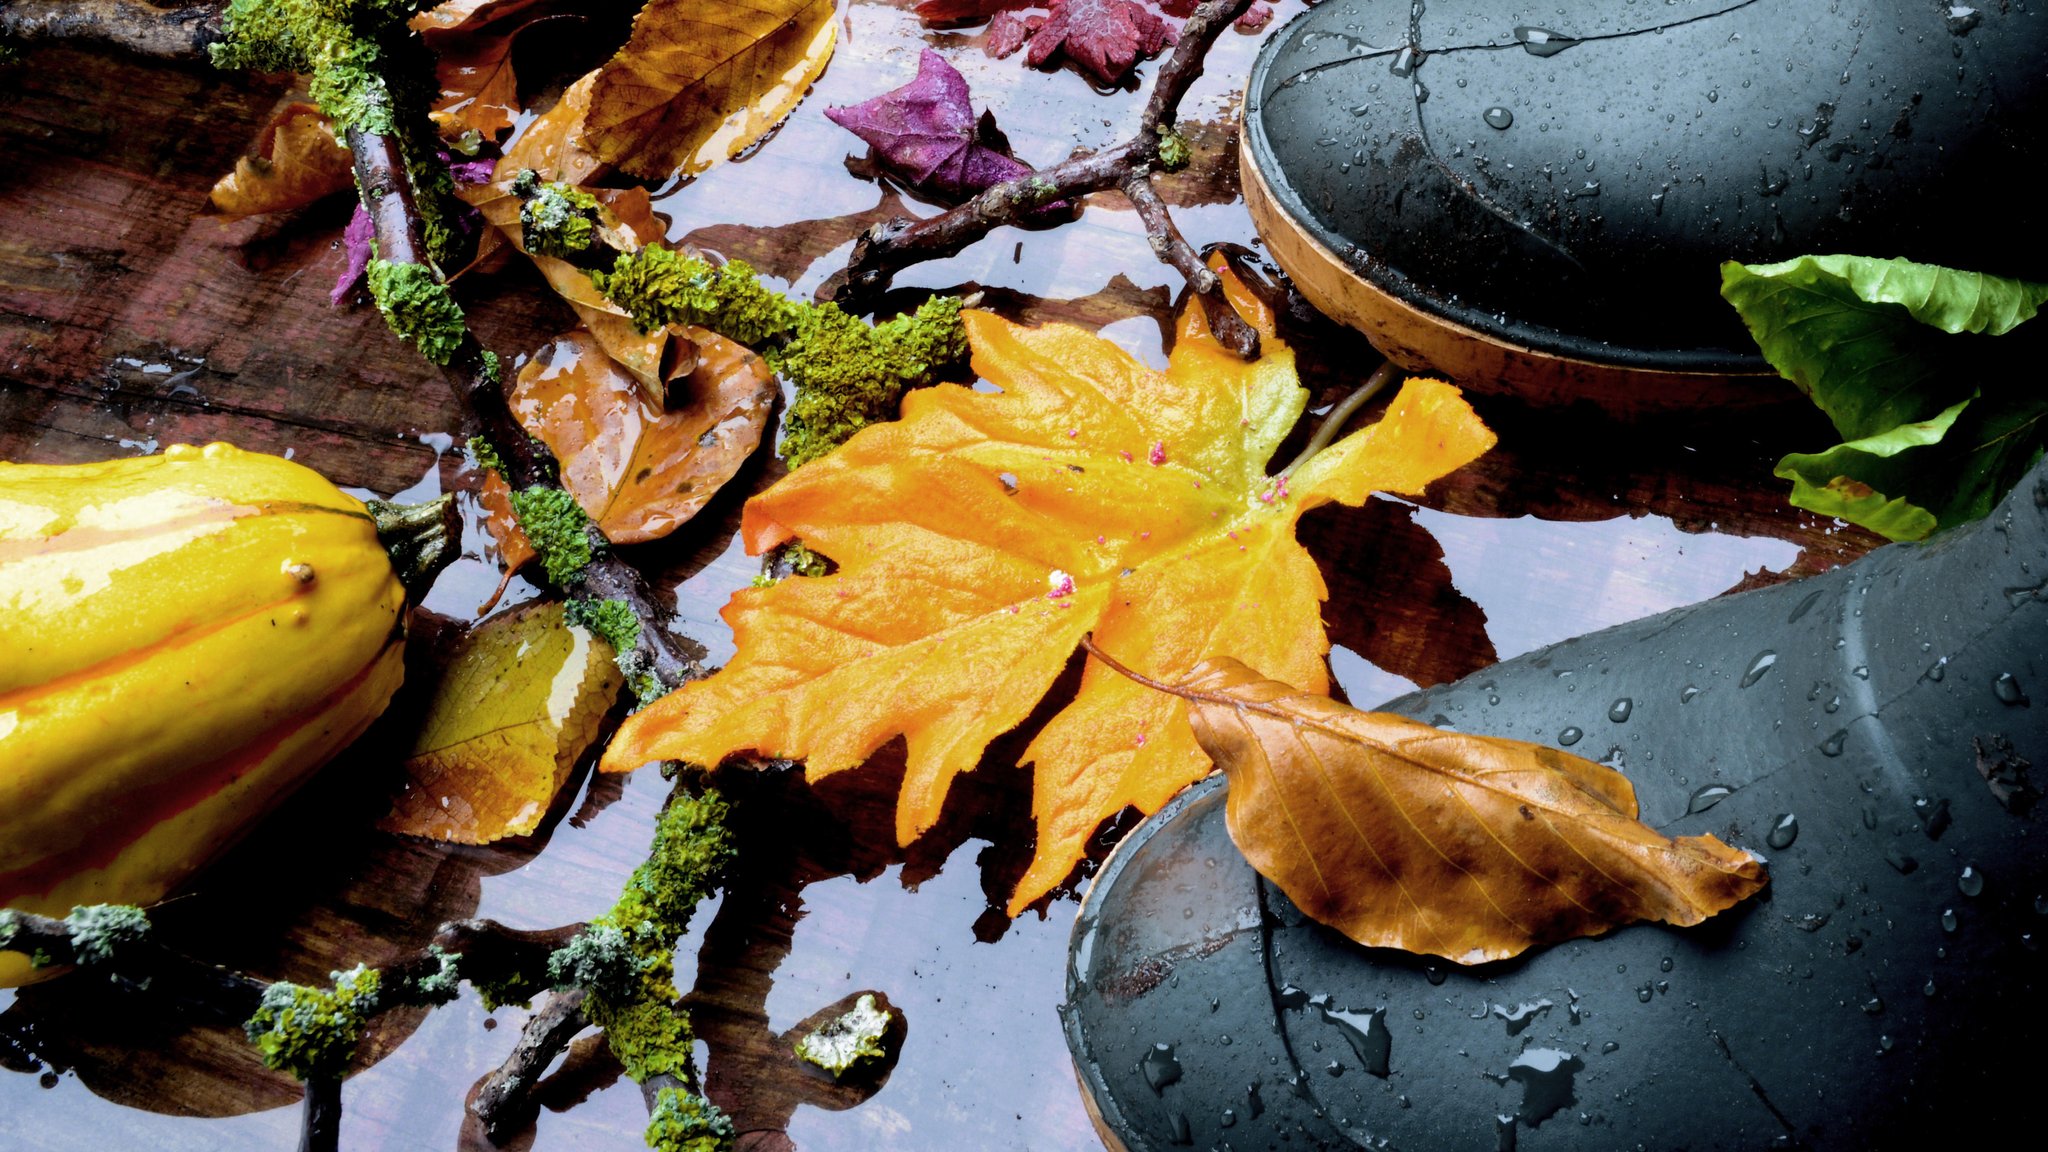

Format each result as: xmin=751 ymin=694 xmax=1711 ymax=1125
xmin=1064 ymin=459 xmax=2048 ymax=1151
xmin=1238 ymin=1 xmax=2048 ymax=400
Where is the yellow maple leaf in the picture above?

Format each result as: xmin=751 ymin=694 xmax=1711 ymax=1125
xmin=600 ymin=274 xmax=1496 ymax=911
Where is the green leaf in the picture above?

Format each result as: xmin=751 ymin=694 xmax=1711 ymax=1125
xmin=1774 ymin=395 xmax=1971 ymax=541
xmin=1719 ymin=254 xmax=2048 ymax=439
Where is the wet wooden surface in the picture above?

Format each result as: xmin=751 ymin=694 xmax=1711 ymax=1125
xmin=0 ymin=3 xmax=1878 ymax=1149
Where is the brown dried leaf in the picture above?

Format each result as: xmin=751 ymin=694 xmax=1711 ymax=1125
xmin=580 ymin=0 xmax=838 ymax=179
xmin=210 ymin=102 xmax=355 ymax=221
xmin=381 ymin=600 xmax=623 ymax=843
xmin=482 ymin=326 xmax=776 ymax=563
xmin=1157 ymin=656 xmax=1768 ymax=964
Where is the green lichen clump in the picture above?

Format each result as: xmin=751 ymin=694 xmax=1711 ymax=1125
xmin=508 ymin=486 xmax=594 ymax=586
xmin=63 ymin=904 xmax=151 ymax=966
xmin=514 ymin=171 xmax=601 ymax=259
xmin=367 ymin=259 xmax=466 ymax=366
xmin=591 ymin=248 xmax=800 ymax=347
xmin=794 ymin=993 xmax=892 ymax=1077
xmin=589 ymin=248 xmax=967 ymax=468
xmin=466 ymin=434 xmax=505 ymax=474
xmin=773 ymin=295 xmax=967 ymax=468
xmin=407 ymin=945 xmax=464 ymax=1006
xmin=1155 ymin=124 xmax=1191 ymax=171
xmin=645 ymin=1087 xmax=737 ymax=1152
xmin=245 ymin=964 xmax=382 ymax=1080
xmin=566 ymin=597 xmax=662 ymax=706
xmin=566 ymin=790 xmax=734 ymax=1084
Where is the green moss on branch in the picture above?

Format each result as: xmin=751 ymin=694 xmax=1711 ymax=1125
xmin=245 ymin=964 xmax=382 ymax=1081
xmin=367 ymin=259 xmax=466 ymax=365
xmin=508 ymin=486 xmax=594 ymax=586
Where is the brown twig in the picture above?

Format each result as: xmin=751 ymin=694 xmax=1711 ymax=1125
xmin=299 ymin=1075 xmax=343 ymax=1152
xmin=1279 ymin=359 xmax=1397 ymax=477
xmin=469 ymin=987 xmax=589 ymax=1141
xmin=0 ymin=0 xmax=223 ymax=59
xmin=840 ymin=0 xmax=1259 ymax=357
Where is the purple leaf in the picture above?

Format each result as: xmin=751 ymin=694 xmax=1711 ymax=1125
xmin=331 ymin=203 xmax=375 ymax=306
xmin=825 ymin=49 xmax=1046 ymax=206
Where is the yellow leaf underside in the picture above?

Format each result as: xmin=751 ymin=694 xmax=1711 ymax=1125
xmin=581 ymin=0 xmax=838 ymax=180
xmin=602 ymin=272 xmax=1495 ymax=913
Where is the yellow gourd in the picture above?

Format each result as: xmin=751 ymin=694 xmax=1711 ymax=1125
xmin=0 ymin=443 xmax=452 ymax=986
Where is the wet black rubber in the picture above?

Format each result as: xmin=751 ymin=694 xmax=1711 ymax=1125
xmin=1064 ymin=459 xmax=2048 ymax=1150
xmin=1242 ymin=0 xmax=2048 ymax=370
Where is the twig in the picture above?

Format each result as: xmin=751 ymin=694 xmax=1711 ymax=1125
xmin=1279 ymin=360 xmax=1398 ymax=477
xmin=840 ymin=0 xmax=1259 ymax=357
xmin=469 ymin=988 xmax=589 ymax=1142
xmin=0 ymin=0 xmax=222 ymax=59
xmin=1120 ymin=170 xmax=1258 ymax=356
xmin=346 ymin=120 xmax=704 ymax=692
xmin=299 ymin=1075 xmax=343 ymax=1152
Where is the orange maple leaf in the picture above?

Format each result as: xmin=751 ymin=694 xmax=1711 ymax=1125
xmin=601 ymin=274 xmax=1496 ymax=912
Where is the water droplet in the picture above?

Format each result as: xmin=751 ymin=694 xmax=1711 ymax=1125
xmin=1513 ymin=25 xmax=1578 ymax=57
xmin=1636 ymin=984 xmax=1654 ymax=1003
xmin=1708 ymin=89 xmax=1720 ymax=103
xmin=1680 ymin=684 xmax=1702 ymax=704
xmin=1425 ymin=965 xmax=1447 ymax=986
xmin=1558 ymin=725 xmax=1583 ymax=746
xmin=1887 ymin=851 xmax=1919 ymax=874
xmin=1924 ymin=979 xmax=1938 ymax=997
xmin=1861 ymin=995 xmax=1885 ymax=1016
xmin=1495 ymin=1113 xmax=1518 ymax=1152
xmin=1739 ymin=650 xmax=1779 ymax=688
xmin=2035 ymin=894 xmax=2048 ymax=916
xmin=1924 ymin=659 xmax=1947 ymax=682
xmin=1767 ymin=813 xmax=1800 ymax=849
xmin=1326 ymin=1059 xmax=1345 ymax=1077
xmin=1168 ymin=1111 xmax=1192 ymax=1144
xmin=1819 ymin=729 xmax=1848 ymax=757
xmin=1220 ymin=1108 xmax=1237 ymax=1128
xmin=1687 ymin=784 xmax=1735 ymax=814
xmin=1940 ymin=908 xmax=1959 ymax=933
xmin=1142 ymin=1043 xmax=1184 ymax=1094
xmin=1390 ymin=44 xmax=1422 ymax=76
xmin=1947 ymin=6 xmax=1982 ymax=35
xmin=1320 ymin=1005 xmax=1392 ymax=1077
xmin=1659 ymin=957 xmax=1674 ymax=973
xmin=1824 ymin=693 xmax=1842 ymax=714
xmin=1484 ymin=106 xmax=1515 ymax=129
xmin=1276 ymin=983 xmax=1308 ymax=1009
xmin=1852 ymin=664 xmax=1870 ymax=680
xmin=1246 ymin=1080 xmax=1265 ymax=1117
xmin=1508 ymin=1047 xmax=1585 ymax=1124
xmin=1958 ymin=866 xmax=1984 ymax=896
xmin=1492 ymin=999 xmax=1554 ymax=1036
xmin=1601 ymin=1041 xmax=1620 ymax=1054
xmin=1862 ymin=804 xmax=1879 ymax=830
xmin=1994 ymin=673 xmax=2029 ymax=706
xmin=1656 ymin=981 xmax=1670 ymax=995
xmin=1607 ymin=697 xmax=1633 ymax=723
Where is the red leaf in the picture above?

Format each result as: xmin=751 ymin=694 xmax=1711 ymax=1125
xmin=824 ymin=50 xmax=1042 ymax=205
xmin=1026 ymin=0 xmax=1177 ymax=86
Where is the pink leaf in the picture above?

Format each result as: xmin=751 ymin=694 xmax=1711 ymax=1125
xmin=825 ymin=49 xmax=1055 ymax=207
xmin=1026 ymin=0 xmax=1177 ymax=86
xmin=331 ymin=204 xmax=375 ymax=306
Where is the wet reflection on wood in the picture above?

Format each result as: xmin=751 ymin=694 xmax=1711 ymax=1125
xmin=0 ymin=3 xmax=1883 ymax=1149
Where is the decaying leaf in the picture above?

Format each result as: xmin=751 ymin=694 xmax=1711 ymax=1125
xmin=381 ymin=600 xmax=624 ymax=844
xmin=210 ymin=102 xmax=355 ymax=221
xmin=1107 ymin=652 xmax=1768 ymax=964
xmin=496 ymin=326 xmax=777 ymax=545
xmin=1028 ymin=0 xmax=1177 ymax=86
xmin=581 ymin=0 xmax=839 ymax=180
xmin=600 ymin=269 xmax=1496 ymax=912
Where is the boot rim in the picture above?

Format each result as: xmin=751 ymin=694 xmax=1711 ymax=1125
xmin=1239 ymin=29 xmax=1776 ymax=379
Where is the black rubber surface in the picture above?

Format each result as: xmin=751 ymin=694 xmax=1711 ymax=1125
xmin=1065 ymin=460 xmax=2048 ymax=1150
xmin=1242 ymin=0 xmax=2048 ymax=370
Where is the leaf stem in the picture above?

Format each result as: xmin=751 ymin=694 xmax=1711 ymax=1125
xmin=1079 ymin=634 xmax=1182 ymax=697
xmin=1280 ymin=359 xmax=1397 ymax=478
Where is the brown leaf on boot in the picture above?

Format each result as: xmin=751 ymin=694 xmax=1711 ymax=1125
xmin=1113 ymin=653 xmax=1769 ymax=964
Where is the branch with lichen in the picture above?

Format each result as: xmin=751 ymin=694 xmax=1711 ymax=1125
xmin=838 ymin=0 xmax=1260 ymax=358
xmin=0 ymin=0 xmax=224 ymax=59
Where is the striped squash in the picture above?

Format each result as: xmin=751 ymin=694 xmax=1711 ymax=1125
xmin=0 ymin=443 xmax=416 ymax=986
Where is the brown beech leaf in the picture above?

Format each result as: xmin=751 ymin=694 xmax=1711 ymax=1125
xmin=1124 ymin=653 xmax=1769 ymax=964
xmin=481 ymin=326 xmax=776 ymax=565
xmin=581 ymin=0 xmax=838 ymax=179
xmin=210 ymin=102 xmax=355 ymax=220
xmin=381 ymin=600 xmax=623 ymax=844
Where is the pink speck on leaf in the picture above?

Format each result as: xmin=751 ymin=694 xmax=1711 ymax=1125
xmin=1148 ymin=441 xmax=1167 ymax=465
xmin=1046 ymin=568 xmax=1076 ymax=600
xmin=331 ymin=204 xmax=375 ymax=305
